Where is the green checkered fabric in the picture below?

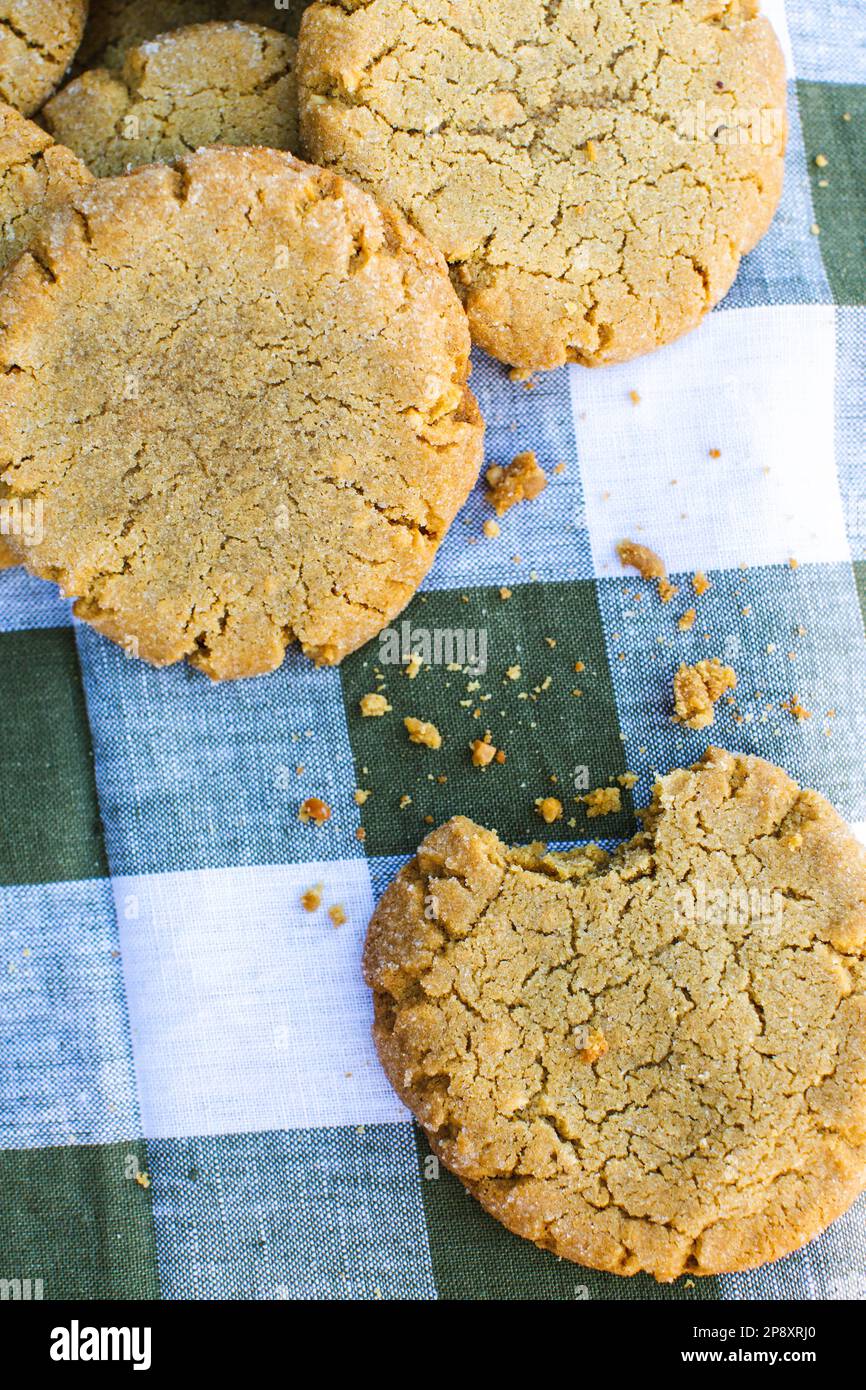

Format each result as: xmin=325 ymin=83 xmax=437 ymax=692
xmin=1 ymin=0 xmax=864 ymax=1301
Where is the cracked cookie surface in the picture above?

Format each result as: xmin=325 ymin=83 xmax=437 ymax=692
xmin=364 ymin=748 xmax=866 ymax=1280
xmin=0 ymin=101 xmax=90 ymax=568
xmin=78 ymin=0 xmax=306 ymax=71
xmin=299 ymin=0 xmax=786 ymax=370
xmin=0 ymin=0 xmax=88 ymax=115
xmin=44 ymin=22 xmax=299 ymax=177
xmin=0 ymin=147 xmax=483 ymax=678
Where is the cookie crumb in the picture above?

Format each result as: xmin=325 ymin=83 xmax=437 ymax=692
xmin=483 ymin=518 xmax=500 ymax=538
xmin=301 ymin=883 xmax=323 ymax=911
xmin=470 ymin=737 xmax=497 ymax=767
xmin=134 ymin=1171 xmax=151 ymax=1190
xmin=328 ymin=904 xmax=347 ymax=927
xmin=629 ymin=389 xmax=641 ymax=406
xmin=404 ymin=653 xmax=422 ymax=679
xmin=709 ymin=447 xmax=721 ymax=459
xmin=487 ymin=451 xmax=547 ymax=515
xmin=782 ymin=696 xmax=812 ymax=723
xmin=658 ymin=577 xmax=678 ymax=604
xmin=673 ymin=659 xmax=737 ymax=730
xmin=354 ymin=788 xmax=371 ymax=805
xmin=582 ymin=786 xmax=622 ymax=818
xmin=535 ymin=796 xmax=563 ymax=824
xmin=678 ymin=608 xmax=697 ymax=632
xmin=616 ymin=539 xmax=666 ymax=581
xmin=692 ymin=571 xmax=711 ymax=597
xmin=360 ymin=693 xmax=391 ymax=716
xmin=617 ymin=772 xmax=638 ymax=790
xmin=578 ymin=1028 xmax=609 ymax=1064
xmin=404 ymin=717 xmax=442 ymax=749
xmin=299 ymin=796 xmax=332 ymax=825
xmin=499 ymin=587 xmax=512 ymax=600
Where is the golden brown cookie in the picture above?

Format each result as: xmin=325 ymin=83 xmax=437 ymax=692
xmin=364 ymin=749 xmax=866 ymax=1281
xmin=0 ymin=1 xmax=88 ymax=115
xmin=0 ymin=101 xmax=90 ymax=568
xmin=0 ymin=148 xmax=483 ymax=678
xmin=44 ymin=22 xmax=298 ymax=177
xmin=299 ymin=0 xmax=787 ymax=371
xmin=78 ymin=0 xmax=306 ymax=70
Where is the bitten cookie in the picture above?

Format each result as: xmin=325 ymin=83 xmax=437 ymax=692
xmin=44 ymin=22 xmax=299 ymax=177
xmin=299 ymin=0 xmax=787 ymax=371
xmin=0 ymin=1 xmax=88 ymax=115
xmin=0 ymin=101 xmax=91 ymax=569
xmin=364 ymin=749 xmax=866 ymax=1281
xmin=78 ymin=0 xmax=306 ymax=70
xmin=0 ymin=148 xmax=483 ymax=677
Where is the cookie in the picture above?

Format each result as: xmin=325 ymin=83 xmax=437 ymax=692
xmin=299 ymin=0 xmax=787 ymax=371
xmin=0 ymin=1 xmax=88 ymax=115
xmin=0 ymin=148 xmax=483 ymax=678
xmin=0 ymin=102 xmax=90 ymax=568
xmin=44 ymin=22 xmax=299 ymax=177
xmin=78 ymin=0 xmax=306 ymax=71
xmin=364 ymin=748 xmax=866 ymax=1281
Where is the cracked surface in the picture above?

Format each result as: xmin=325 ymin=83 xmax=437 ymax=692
xmin=0 ymin=101 xmax=91 ymax=273
xmin=0 ymin=100 xmax=90 ymax=568
xmin=299 ymin=0 xmax=786 ymax=370
xmin=44 ymin=22 xmax=300 ymax=178
xmin=0 ymin=147 xmax=483 ymax=678
xmin=364 ymin=748 xmax=866 ymax=1280
xmin=0 ymin=0 xmax=87 ymax=115
xmin=78 ymin=0 xmax=306 ymax=71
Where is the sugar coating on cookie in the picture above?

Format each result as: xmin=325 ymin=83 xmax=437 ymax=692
xmin=0 ymin=148 xmax=483 ymax=679
xmin=44 ymin=23 xmax=300 ymax=177
xmin=0 ymin=0 xmax=88 ymax=115
xmin=299 ymin=0 xmax=787 ymax=370
xmin=78 ymin=0 xmax=307 ymax=71
xmin=365 ymin=749 xmax=866 ymax=1281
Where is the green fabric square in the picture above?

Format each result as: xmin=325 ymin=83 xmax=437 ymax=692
xmin=415 ymin=1130 xmax=719 ymax=1301
xmin=0 ymin=1141 xmax=160 ymax=1300
xmin=0 ymin=628 xmax=107 ymax=886
xmin=855 ymin=561 xmax=866 ymax=632
xmin=340 ymin=582 xmax=634 ymax=857
xmin=798 ymin=81 xmax=866 ymax=304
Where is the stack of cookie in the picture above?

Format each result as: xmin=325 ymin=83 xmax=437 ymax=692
xmin=5 ymin=3 xmax=862 ymax=1288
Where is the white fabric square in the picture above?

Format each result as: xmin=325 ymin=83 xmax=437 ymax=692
xmin=113 ymin=859 xmax=406 ymax=1139
xmin=761 ymin=0 xmax=795 ymax=77
xmin=571 ymin=305 xmax=846 ymax=575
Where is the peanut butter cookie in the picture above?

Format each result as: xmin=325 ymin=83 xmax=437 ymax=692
xmin=365 ymin=749 xmax=866 ymax=1280
xmin=44 ymin=22 xmax=299 ymax=177
xmin=0 ymin=1 xmax=88 ymax=115
xmin=0 ymin=148 xmax=483 ymax=677
xmin=299 ymin=0 xmax=786 ymax=371
xmin=78 ymin=0 xmax=305 ymax=71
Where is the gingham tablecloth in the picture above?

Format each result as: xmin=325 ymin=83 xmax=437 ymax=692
xmin=1 ymin=0 xmax=864 ymax=1302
